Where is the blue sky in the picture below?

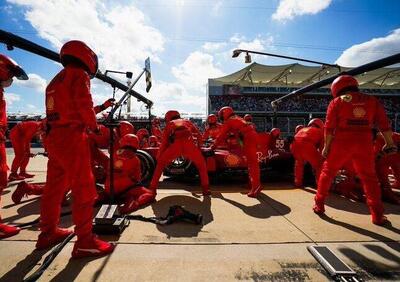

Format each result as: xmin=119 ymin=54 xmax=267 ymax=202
xmin=0 ymin=0 xmax=399 ymax=115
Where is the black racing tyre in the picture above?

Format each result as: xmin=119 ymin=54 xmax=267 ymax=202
xmin=136 ymin=149 xmax=156 ymax=185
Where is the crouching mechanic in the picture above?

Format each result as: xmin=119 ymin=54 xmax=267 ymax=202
xmin=290 ymin=119 xmax=324 ymax=188
xmin=374 ymin=131 xmax=400 ymax=204
xmin=211 ymin=106 xmax=261 ymax=197
xmin=314 ymin=75 xmax=396 ymax=225
xmin=38 ymin=40 xmax=114 ymax=258
xmin=149 ymin=110 xmax=210 ymax=196
xmin=9 ymin=120 xmax=43 ymax=181
xmin=100 ymin=134 xmax=155 ymax=214
xmin=0 ymin=53 xmax=28 ymax=238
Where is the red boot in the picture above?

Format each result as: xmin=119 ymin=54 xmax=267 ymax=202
xmin=72 ymin=235 xmax=115 ymax=259
xmin=0 ymin=223 xmax=20 ymax=239
xmin=313 ymin=196 xmax=325 ymax=215
xmin=36 ymin=228 xmax=73 ymax=250
xmin=369 ymin=204 xmax=389 ymax=226
xmin=247 ymin=185 xmax=262 ymax=198
xmin=202 ymin=186 xmax=211 ymax=196
xmin=8 ymin=172 xmax=25 ymax=182
xmin=19 ymin=172 xmax=35 ymax=179
xmin=372 ymin=214 xmax=389 ymax=226
xmin=12 ymin=181 xmax=42 ymax=204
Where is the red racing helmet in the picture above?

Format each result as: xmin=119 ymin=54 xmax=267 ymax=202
xmin=149 ymin=135 xmax=158 ymax=145
xmin=308 ymin=118 xmax=324 ymax=129
xmin=295 ymin=125 xmax=304 ymax=134
xmin=152 ymin=117 xmax=160 ymax=125
xmin=137 ymin=128 xmax=149 ymax=138
xmin=119 ymin=134 xmax=139 ymax=150
xmin=270 ymin=128 xmax=281 ymax=138
xmin=330 ymin=75 xmax=359 ymax=98
xmin=60 ymin=40 xmax=98 ymax=77
xmin=244 ymin=114 xmax=252 ymax=122
xmin=207 ymin=114 xmax=217 ymax=125
xmin=0 ymin=54 xmax=28 ymax=81
xmin=165 ymin=110 xmax=180 ymax=123
xmin=218 ymin=106 xmax=234 ymax=122
xmin=118 ymin=121 xmax=135 ymax=137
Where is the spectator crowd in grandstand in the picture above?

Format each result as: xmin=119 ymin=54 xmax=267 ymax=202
xmin=209 ymin=95 xmax=400 ymax=114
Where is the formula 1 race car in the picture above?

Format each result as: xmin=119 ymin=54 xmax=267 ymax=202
xmin=139 ymin=132 xmax=294 ymax=183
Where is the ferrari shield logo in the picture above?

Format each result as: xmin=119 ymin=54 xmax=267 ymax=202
xmin=353 ymin=106 xmax=366 ymax=118
xmin=224 ymin=154 xmax=241 ymax=167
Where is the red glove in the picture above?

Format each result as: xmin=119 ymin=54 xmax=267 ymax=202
xmin=102 ymin=98 xmax=115 ymax=110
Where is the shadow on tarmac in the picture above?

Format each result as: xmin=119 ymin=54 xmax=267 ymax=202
xmin=0 ymin=248 xmax=47 ymax=282
xmin=49 ymin=252 xmax=112 ymax=282
xmin=215 ymin=192 xmax=291 ymax=219
xmin=321 ymin=215 xmax=400 ymax=253
xmin=302 ymin=186 xmax=400 ymax=215
xmin=339 ymin=247 xmax=400 ymax=280
xmin=364 ymin=244 xmax=400 ymax=265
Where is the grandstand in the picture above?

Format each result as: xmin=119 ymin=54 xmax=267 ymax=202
xmin=208 ymin=63 xmax=400 ymax=134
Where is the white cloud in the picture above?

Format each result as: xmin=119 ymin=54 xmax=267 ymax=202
xmin=4 ymin=92 xmax=21 ymax=105
xmin=14 ymin=73 xmax=47 ymax=93
xmin=172 ymin=51 xmax=225 ymax=91
xmin=202 ymin=42 xmax=227 ymax=52
xmin=237 ymin=38 xmax=266 ymax=52
xmin=149 ymin=81 xmax=207 ymax=116
xmin=336 ymin=28 xmax=400 ymax=67
xmin=272 ymin=0 xmax=332 ymax=22
xmin=229 ymin=35 xmax=275 ymax=62
xmin=9 ymin=0 xmax=167 ymax=114
xmin=8 ymin=0 xmax=165 ymax=73
xmin=230 ymin=34 xmax=246 ymax=43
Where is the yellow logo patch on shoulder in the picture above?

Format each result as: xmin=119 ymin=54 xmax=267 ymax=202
xmin=353 ymin=106 xmax=366 ymax=118
xmin=114 ymin=160 xmax=123 ymax=169
xmin=340 ymin=94 xmax=352 ymax=102
xmin=174 ymin=120 xmax=184 ymax=127
xmin=46 ymin=96 xmax=55 ymax=111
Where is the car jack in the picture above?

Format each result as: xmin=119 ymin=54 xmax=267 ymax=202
xmin=308 ymin=246 xmax=361 ymax=282
xmin=93 ymin=204 xmax=129 ymax=235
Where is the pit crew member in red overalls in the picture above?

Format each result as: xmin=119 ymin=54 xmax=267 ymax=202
xmin=137 ymin=128 xmax=150 ymax=149
xmin=290 ymin=119 xmax=324 ymax=187
xmin=203 ymin=114 xmax=221 ymax=142
xmin=102 ymin=134 xmax=155 ymax=214
xmin=244 ymin=114 xmax=256 ymax=130
xmin=313 ymin=75 xmax=396 ymax=225
xmin=212 ymin=107 xmax=261 ymax=197
xmin=149 ymin=110 xmax=210 ymax=195
xmin=151 ymin=117 xmax=163 ymax=141
xmin=0 ymin=54 xmax=28 ymax=238
xmin=149 ymin=135 xmax=160 ymax=147
xmin=9 ymin=121 xmax=42 ymax=181
xmin=295 ymin=125 xmax=304 ymax=134
xmin=38 ymin=40 xmax=114 ymax=257
xmin=374 ymin=131 xmax=400 ymax=204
